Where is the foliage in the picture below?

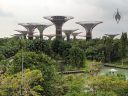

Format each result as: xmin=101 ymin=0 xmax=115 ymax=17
xmin=85 ymin=61 xmax=102 ymax=76
xmin=0 ymin=54 xmax=5 ymax=61
xmin=0 ymin=38 xmax=24 ymax=58
xmin=61 ymin=75 xmax=86 ymax=96
xmin=0 ymin=51 xmax=59 ymax=96
xmin=0 ymin=69 xmax=44 ymax=96
xmin=27 ymin=39 xmax=51 ymax=55
xmin=2 ymin=46 xmax=19 ymax=58
xmin=0 ymin=35 xmax=128 ymax=96
xmin=51 ymin=39 xmax=71 ymax=56
xmin=86 ymin=76 xmax=128 ymax=96
xmin=120 ymin=32 xmax=127 ymax=58
xmin=64 ymin=46 xmax=85 ymax=68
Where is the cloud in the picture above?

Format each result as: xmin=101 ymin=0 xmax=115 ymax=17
xmin=0 ymin=9 xmax=13 ymax=17
xmin=0 ymin=0 xmax=128 ymax=38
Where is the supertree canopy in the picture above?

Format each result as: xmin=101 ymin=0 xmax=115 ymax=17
xmin=44 ymin=16 xmax=74 ymax=40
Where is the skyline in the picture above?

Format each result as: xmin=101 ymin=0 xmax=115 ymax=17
xmin=0 ymin=0 xmax=128 ymax=38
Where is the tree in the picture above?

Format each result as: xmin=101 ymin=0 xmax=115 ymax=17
xmin=110 ymin=39 xmax=121 ymax=61
xmin=51 ymin=40 xmax=71 ymax=57
xmin=0 ymin=52 xmax=59 ymax=96
xmin=95 ymin=44 xmax=105 ymax=62
xmin=120 ymin=32 xmax=128 ymax=65
xmin=27 ymin=39 xmax=51 ymax=55
xmin=0 ymin=54 xmax=5 ymax=61
xmin=65 ymin=47 xmax=85 ymax=68
xmin=85 ymin=46 xmax=96 ymax=60
xmin=0 ymin=69 xmax=44 ymax=96
xmin=87 ymin=76 xmax=128 ymax=96
xmin=104 ymin=37 xmax=113 ymax=63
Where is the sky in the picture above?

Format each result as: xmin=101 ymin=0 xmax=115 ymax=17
xmin=0 ymin=0 xmax=128 ymax=38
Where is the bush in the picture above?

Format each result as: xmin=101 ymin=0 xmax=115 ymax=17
xmin=51 ymin=40 xmax=71 ymax=56
xmin=0 ymin=69 xmax=44 ymax=96
xmin=27 ymin=39 xmax=51 ymax=55
xmin=0 ymin=52 xmax=59 ymax=96
xmin=0 ymin=54 xmax=5 ymax=61
xmin=65 ymin=47 xmax=85 ymax=68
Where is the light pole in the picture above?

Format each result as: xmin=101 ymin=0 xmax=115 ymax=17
xmin=19 ymin=36 xmax=24 ymax=96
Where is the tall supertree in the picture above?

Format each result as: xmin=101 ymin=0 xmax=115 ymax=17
xmin=15 ymin=30 xmax=28 ymax=39
xmin=76 ymin=21 xmax=103 ymax=40
xmin=44 ymin=16 xmax=73 ymax=40
xmin=18 ymin=23 xmax=37 ymax=40
xmin=105 ymin=34 xmax=119 ymax=39
xmin=44 ymin=34 xmax=55 ymax=40
xmin=35 ymin=23 xmax=52 ymax=39
xmin=72 ymin=32 xmax=82 ymax=40
xmin=63 ymin=29 xmax=78 ymax=41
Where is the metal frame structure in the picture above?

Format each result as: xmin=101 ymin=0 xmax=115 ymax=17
xmin=105 ymin=34 xmax=119 ymax=39
xmin=63 ymin=29 xmax=78 ymax=41
xmin=44 ymin=16 xmax=74 ymax=40
xmin=72 ymin=32 xmax=82 ymax=40
xmin=18 ymin=23 xmax=37 ymax=40
xmin=76 ymin=21 xmax=103 ymax=40
xmin=34 ymin=23 xmax=52 ymax=39
xmin=44 ymin=34 xmax=55 ymax=40
xmin=15 ymin=30 xmax=28 ymax=39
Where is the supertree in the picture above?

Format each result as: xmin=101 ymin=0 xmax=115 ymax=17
xmin=76 ymin=21 xmax=103 ymax=40
xmin=15 ymin=30 xmax=28 ymax=39
xmin=105 ymin=34 xmax=119 ymax=39
xmin=44 ymin=34 xmax=55 ymax=40
xmin=72 ymin=32 xmax=82 ymax=40
xmin=34 ymin=23 xmax=52 ymax=39
xmin=63 ymin=29 xmax=78 ymax=41
xmin=18 ymin=23 xmax=37 ymax=40
xmin=44 ymin=16 xmax=73 ymax=40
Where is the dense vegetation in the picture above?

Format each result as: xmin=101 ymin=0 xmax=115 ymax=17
xmin=0 ymin=32 xmax=128 ymax=96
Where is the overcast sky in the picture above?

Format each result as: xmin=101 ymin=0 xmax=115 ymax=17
xmin=0 ymin=0 xmax=128 ymax=38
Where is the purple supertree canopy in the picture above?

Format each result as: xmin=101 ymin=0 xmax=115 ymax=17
xmin=63 ymin=29 xmax=79 ymax=35
xmin=44 ymin=34 xmax=55 ymax=40
xmin=76 ymin=21 xmax=103 ymax=40
xmin=44 ymin=16 xmax=74 ymax=40
xmin=44 ymin=16 xmax=73 ymax=23
xmin=72 ymin=32 xmax=82 ymax=36
xmin=105 ymin=34 xmax=119 ymax=39
xmin=18 ymin=23 xmax=37 ymax=39
xmin=63 ymin=29 xmax=78 ymax=41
